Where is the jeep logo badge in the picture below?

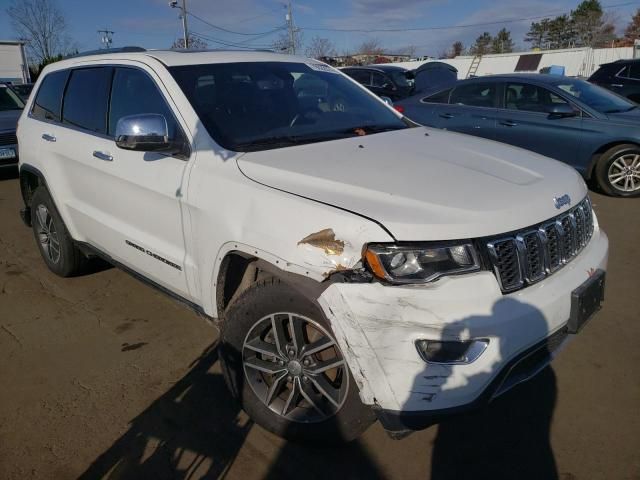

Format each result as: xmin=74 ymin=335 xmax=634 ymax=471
xmin=554 ymin=194 xmax=571 ymax=209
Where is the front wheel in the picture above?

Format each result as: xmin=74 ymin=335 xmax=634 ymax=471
xmin=219 ymin=278 xmax=375 ymax=443
xmin=594 ymin=144 xmax=640 ymax=197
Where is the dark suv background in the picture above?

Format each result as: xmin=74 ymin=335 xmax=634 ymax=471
xmin=589 ymin=59 xmax=640 ymax=102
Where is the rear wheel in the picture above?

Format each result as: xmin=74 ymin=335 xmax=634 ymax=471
xmin=30 ymin=187 xmax=87 ymax=276
xmin=220 ymin=278 xmax=375 ymax=443
xmin=595 ymin=144 xmax=640 ymax=197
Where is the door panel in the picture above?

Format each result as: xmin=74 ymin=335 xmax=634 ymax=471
xmin=494 ymin=82 xmax=582 ymax=165
xmin=437 ymin=81 xmax=499 ymax=140
xmin=59 ymin=66 xmax=191 ymax=298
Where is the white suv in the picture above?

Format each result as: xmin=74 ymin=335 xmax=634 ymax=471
xmin=17 ymin=49 xmax=608 ymax=442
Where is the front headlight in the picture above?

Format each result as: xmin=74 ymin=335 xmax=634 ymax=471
xmin=364 ymin=243 xmax=480 ymax=284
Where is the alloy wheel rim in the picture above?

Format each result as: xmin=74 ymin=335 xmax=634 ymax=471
xmin=242 ymin=312 xmax=348 ymax=423
xmin=35 ymin=204 xmax=61 ymax=264
xmin=608 ymin=153 xmax=640 ymax=192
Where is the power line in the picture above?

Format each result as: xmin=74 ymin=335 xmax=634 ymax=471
xmin=188 ymin=10 xmax=284 ymax=36
xmin=189 ymin=30 xmax=276 ymax=49
xmin=298 ymin=0 xmax=640 ymax=33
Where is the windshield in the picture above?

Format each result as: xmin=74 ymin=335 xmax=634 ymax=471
xmin=0 ymin=86 xmax=25 ymax=111
xmin=169 ymin=61 xmax=409 ymax=152
xmin=553 ymin=78 xmax=634 ymax=113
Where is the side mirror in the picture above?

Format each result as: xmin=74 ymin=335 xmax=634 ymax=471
xmin=547 ymin=103 xmax=578 ymax=118
xmin=115 ymin=114 xmax=180 ymax=153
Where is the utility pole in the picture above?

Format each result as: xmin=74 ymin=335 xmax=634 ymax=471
xmin=170 ymin=0 xmax=189 ymax=48
xmin=286 ymin=0 xmax=295 ymax=54
xmin=98 ymin=29 xmax=114 ymax=49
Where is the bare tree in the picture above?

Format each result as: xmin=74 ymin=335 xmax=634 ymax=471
xmin=357 ymin=38 xmax=384 ymax=55
xmin=304 ymin=36 xmax=336 ymax=59
xmin=171 ymin=35 xmax=208 ymax=50
xmin=7 ymin=0 xmax=75 ymax=63
xmin=272 ymin=31 xmax=304 ymax=54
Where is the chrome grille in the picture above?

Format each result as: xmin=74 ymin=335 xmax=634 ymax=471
xmin=486 ymin=197 xmax=594 ymax=293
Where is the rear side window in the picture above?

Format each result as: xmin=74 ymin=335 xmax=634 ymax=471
xmin=422 ymin=89 xmax=451 ymax=103
xmin=62 ymin=67 xmax=112 ymax=134
xmin=450 ymin=82 xmax=497 ymax=108
xmin=108 ymin=68 xmax=178 ymax=138
xmin=346 ymin=70 xmax=371 ymax=85
xmin=32 ymin=70 xmax=69 ymax=122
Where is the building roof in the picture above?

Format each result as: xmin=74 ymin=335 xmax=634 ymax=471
xmin=0 ymin=40 xmax=27 ymax=45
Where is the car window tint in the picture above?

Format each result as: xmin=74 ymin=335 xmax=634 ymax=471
xmin=347 ymin=70 xmax=371 ymax=85
xmin=450 ymin=83 xmax=496 ymax=107
xmin=504 ymin=83 xmax=569 ymax=113
xmin=109 ymin=67 xmax=178 ymax=138
xmin=616 ymin=65 xmax=629 ymax=78
xmin=628 ymin=64 xmax=640 ymax=80
xmin=32 ymin=70 xmax=69 ymax=122
xmin=422 ymin=89 xmax=451 ymax=103
xmin=62 ymin=68 xmax=112 ymax=134
xmin=371 ymin=72 xmax=387 ymax=87
xmin=0 ymin=86 xmax=24 ymax=111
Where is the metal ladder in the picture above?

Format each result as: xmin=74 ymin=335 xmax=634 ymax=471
xmin=466 ymin=55 xmax=482 ymax=78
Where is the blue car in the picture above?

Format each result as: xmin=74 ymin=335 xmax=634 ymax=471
xmin=397 ymin=74 xmax=640 ymax=197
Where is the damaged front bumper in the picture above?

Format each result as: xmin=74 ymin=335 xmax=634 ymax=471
xmin=317 ymin=227 xmax=608 ymax=434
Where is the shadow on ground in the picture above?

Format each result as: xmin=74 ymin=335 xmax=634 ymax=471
xmin=431 ymin=366 xmax=557 ymax=480
xmin=79 ymin=343 xmax=383 ymax=479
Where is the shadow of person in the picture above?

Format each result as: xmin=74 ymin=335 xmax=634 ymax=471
xmin=263 ymin=431 xmax=383 ymax=480
xmin=420 ymin=298 xmax=559 ymax=480
xmin=79 ymin=342 xmax=253 ymax=480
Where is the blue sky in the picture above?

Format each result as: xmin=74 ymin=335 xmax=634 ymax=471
xmin=1 ymin=0 xmax=638 ymax=57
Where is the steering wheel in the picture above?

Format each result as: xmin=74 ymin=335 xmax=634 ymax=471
xmin=290 ymin=107 xmax=322 ymax=127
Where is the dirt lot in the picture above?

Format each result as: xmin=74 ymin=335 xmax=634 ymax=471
xmin=0 ymin=168 xmax=638 ymax=480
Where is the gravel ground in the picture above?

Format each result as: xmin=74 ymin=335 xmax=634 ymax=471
xmin=0 ymin=168 xmax=638 ymax=480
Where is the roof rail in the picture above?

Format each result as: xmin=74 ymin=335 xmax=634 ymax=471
xmin=69 ymin=46 xmax=146 ymax=58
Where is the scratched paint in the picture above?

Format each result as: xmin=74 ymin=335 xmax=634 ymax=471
xmin=297 ymin=228 xmax=345 ymax=256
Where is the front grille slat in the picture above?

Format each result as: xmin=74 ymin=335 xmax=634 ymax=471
xmin=486 ymin=197 xmax=594 ymax=293
xmin=0 ymin=131 xmax=17 ymax=146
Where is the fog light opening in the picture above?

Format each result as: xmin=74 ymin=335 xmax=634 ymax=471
xmin=416 ymin=339 xmax=489 ymax=364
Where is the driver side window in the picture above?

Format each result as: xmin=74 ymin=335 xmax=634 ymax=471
xmin=108 ymin=67 xmax=179 ymax=139
xmin=504 ymin=83 xmax=570 ymax=113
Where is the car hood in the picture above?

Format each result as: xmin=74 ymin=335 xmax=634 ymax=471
xmin=236 ymin=127 xmax=587 ymax=241
xmin=0 ymin=109 xmax=21 ymax=133
xmin=605 ymin=107 xmax=640 ymax=124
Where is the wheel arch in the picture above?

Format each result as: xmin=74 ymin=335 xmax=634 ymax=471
xmin=18 ymin=164 xmax=48 ymax=226
xmin=587 ymin=140 xmax=640 ymax=179
xmin=213 ymin=245 xmax=346 ymax=321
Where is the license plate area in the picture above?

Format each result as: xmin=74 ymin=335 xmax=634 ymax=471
xmin=568 ymin=269 xmax=605 ymax=334
xmin=0 ymin=147 xmax=16 ymax=160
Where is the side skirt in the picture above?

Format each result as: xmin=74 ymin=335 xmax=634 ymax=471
xmin=75 ymin=241 xmax=214 ymax=322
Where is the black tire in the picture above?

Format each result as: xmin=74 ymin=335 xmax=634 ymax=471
xmin=594 ymin=144 xmax=640 ymax=197
xmin=30 ymin=186 xmax=87 ymax=277
xmin=219 ymin=277 xmax=376 ymax=444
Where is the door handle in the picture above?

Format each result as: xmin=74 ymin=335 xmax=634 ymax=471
xmin=92 ymin=151 xmax=113 ymax=161
xmin=500 ymin=121 xmax=518 ymax=127
xmin=611 ymin=84 xmax=623 ymax=88
xmin=41 ymin=133 xmax=56 ymax=142
xmin=439 ymin=113 xmax=454 ymax=119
